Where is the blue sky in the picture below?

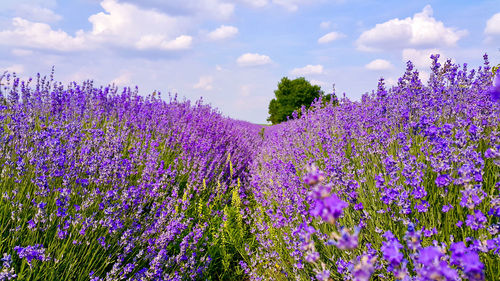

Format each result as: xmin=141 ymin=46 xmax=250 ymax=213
xmin=1 ymin=0 xmax=499 ymax=124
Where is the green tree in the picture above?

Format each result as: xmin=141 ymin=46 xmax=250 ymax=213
xmin=267 ymin=77 xmax=323 ymax=124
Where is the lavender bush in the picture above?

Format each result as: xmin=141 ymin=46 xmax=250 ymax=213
xmin=0 ymin=71 xmax=261 ymax=280
xmin=247 ymin=55 xmax=500 ymax=280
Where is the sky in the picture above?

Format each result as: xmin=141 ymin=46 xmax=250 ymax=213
xmin=0 ymin=0 xmax=499 ymax=124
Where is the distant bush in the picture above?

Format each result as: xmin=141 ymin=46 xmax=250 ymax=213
xmin=267 ymin=77 xmax=326 ymax=124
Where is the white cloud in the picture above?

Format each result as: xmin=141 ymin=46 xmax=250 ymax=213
xmin=290 ymin=64 xmax=323 ymax=76
xmin=310 ymin=79 xmax=329 ymax=89
xmin=273 ymin=0 xmax=299 ymax=11
xmin=365 ymin=59 xmax=393 ymax=70
xmin=203 ymin=1 xmax=235 ymax=20
xmin=193 ymin=75 xmax=213 ymax=90
xmin=110 ymin=72 xmax=132 ymax=86
xmin=318 ymin=31 xmax=345 ymax=44
xmin=207 ymin=25 xmax=238 ymax=40
xmin=419 ymin=70 xmax=430 ymax=84
xmin=11 ymin=48 xmax=34 ymax=56
xmin=385 ymin=77 xmax=397 ymax=87
xmin=320 ymin=21 xmax=331 ymax=29
xmin=88 ymin=0 xmax=192 ymax=50
xmin=1 ymin=0 xmax=57 ymax=9
xmin=240 ymin=0 xmax=326 ymax=11
xmin=14 ymin=4 xmax=62 ymax=23
xmin=0 ymin=17 xmax=87 ymax=51
xmin=402 ymin=48 xmax=445 ymax=69
xmin=236 ymin=53 xmax=272 ymax=66
xmin=0 ymin=0 xmax=193 ymax=52
xmin=2 ymin=64 xmax=25 ymax=74
xmin=234 ymin=95 xmax=269 ymax=111
xmin=357 ymin=5 xmax=467 ymax=51
xmin=485 ymin=13 xmax=500 ymax=36
xmin=241 ymin=0 xmax=269 ymax=8
xmin=66 ymin=70 xmax=95 ymax=84
xmin=135 ymin=35 xmax=192 ymax=50
xmin=120 ymin=0 xmax=235 ymax=20
xmin=240 ymin=84 xmax=252 ymax=96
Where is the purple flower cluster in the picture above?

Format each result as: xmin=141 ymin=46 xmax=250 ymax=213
xmin=310 ymin=192 xmax=348 ymax=224
xmin=415 ymin=246 xmax=458 ymax=280
xmin=489 ymin=74 xmax=500 ymax=102
xmin=450 ymin=242 xmax=485 ymax=281
xmin=13 ymin=245 xmax=50 ymax=267
xmin=381 ymin=231 xmax=404 ymax=271
xmin=0 ymin=254 xmax=16 ymax=281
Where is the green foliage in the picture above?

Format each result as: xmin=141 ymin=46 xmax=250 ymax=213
xmin=203 ymin=179 xmax=256 ymax=280
xmin=493 ymin=63 xmax=500 ymax=76
xmin=267 ymin=77 xmax=324 ymax=124
xmin=258 ymin=127 xmax=265 ymax=140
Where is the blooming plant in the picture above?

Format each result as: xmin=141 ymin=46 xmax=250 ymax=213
xmin=0 ymin=54 xmax=499 ymax=280
xmin=247 ymin=54 xmax=500 ymax=280
xmin=0 ymin=71 xmax=261 ymax=280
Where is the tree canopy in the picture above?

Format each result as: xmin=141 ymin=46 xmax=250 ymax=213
xmin=267 ymin=77 xmax=323 ymax=124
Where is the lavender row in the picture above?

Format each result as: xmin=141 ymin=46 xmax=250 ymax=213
xmin=246 ymin=55 xmax=500 ymax=280
xmin=0 ymin=71 xmax=262 ymax=280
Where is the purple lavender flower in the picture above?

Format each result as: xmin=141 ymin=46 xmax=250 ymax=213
xmin=489 ymin=74 xmax=500 ymax=102
xmin=303 ymin=164 xmax=325 ymax=186
xmin=411 ymin=186 xmax=427 ymax=199
xmin=0 ymin=260 xmax=17 ymax=281
xmin=403 ymin=223 xmax=421 ymax=251
xmin=305 ymin=251 xmax=320 ymax=263
xmin=27 ymin=219 xmax=36 ymax=230
xmin=416 ymin=246 xmax=458 ymax=280
xmin=352 ymin=255 xmax=376 ymax=281
xmin=354 ymin=202 xmax=363 ymax=210
xmin=407 ymin=223 xmax=415 ymax=232
xmin=466 ymin=210 xmax=487 ymax=231
xmin=460 ymin=186 xmax=486 ymax=209
xmin=422 ymin=227 xmax=437 ymax=238
xmin=435 ymin=174 xmax=452 ymax=187
xmin=328 ymin=227 xmax=359 ymax=250
xmin=315 ymin=269 xmax=330 ymax=281
xmin=489 ymin=197 xmax=500 ymax=217
xmin=441 ymin=204 xmax=453 ymax=213
xmin=310 ymin=193 xmax=348 ymax=224
xmin=0 ymin=259 xmax=17 ymax=281
xmin=13 ymin=244 xmax=50 ymax=267
xmin=449 ymin=241 xmax=467 ymax=265
xmin=450 ymin=242 xmax=485 ymax=280
xmin=415 ymin=200 xmax=429 ymax=213
xmin=417 ymin=246 xmax=442 ymax=266
xmin=335 ymin=258 xmax=352 ymax=276
xmin=239 ymin=261 xmax=250 ymax=274
xmin=1 ymin=253 xmax=13 ymax=269
xmin=381 ymin=232 xmax=404 ymax=270
xmin=484 ymin=147 xmax=500 ymax=159
xmin=462 ymin=252 xmax=485 ymax=281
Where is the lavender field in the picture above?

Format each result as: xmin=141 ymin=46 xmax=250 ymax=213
xmin=1 ymin=54 xmax=500 ymax=281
